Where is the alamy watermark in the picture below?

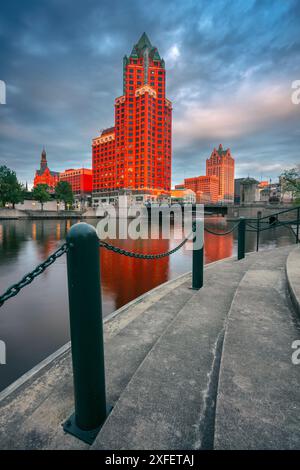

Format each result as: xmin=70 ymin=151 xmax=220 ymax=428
xmin=292 ymin=340 xmax=300 ymax=365
xmin=291 ymin=80 xmax=300 ymax=105
xmin=95 ymin=199 xmax=204 ymax=250
xmin=0 ymin=340 xmax=6 ymax=365
xmin=0 ymin=80 xmax=6 ymax=104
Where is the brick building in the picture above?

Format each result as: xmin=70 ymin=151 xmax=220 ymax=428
xmin=59 ymin=168 xmax=93 ymax=207
xmin=92 ymin=33 xmax=172 ymax=205
xmin=184 ymin=175 xmax=219 ymax=203
xmin=33 ymin=148 xmax=59 ymax=191
xmin=59 ymin=168 xmax=93 ymax=194
xmin=174 ymin=144 xmax=235 ymax=204
xmin=206 ymin=144 xmax=235 ymax=202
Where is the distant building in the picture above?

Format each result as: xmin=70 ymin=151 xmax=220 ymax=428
xmin=239 ymin=177 xmax=260 ymax=203
xmin=206 ymin=144 xmax=235 ymax=202
xmin=170 ymin=189 xmax=196 ymax=204
xmin=175 ymin=144 xmax=235 ymax=204
xmin=59 ymin=168 xmax=93 ymax=208
xmin=234 ymin=178 xmax=244 ymax=204
xmin=92 ymin=32 xmax=172 ymax=206
xmin=184 ymin=175 xmax=219 ymax=203
xmin=258 ymin=180 xmax=269 ymax=188
xmin=33 ymin=148 xmax=59 ymax=191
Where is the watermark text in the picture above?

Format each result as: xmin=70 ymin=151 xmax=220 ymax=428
xmin=0 ymin=80 xmax=6 ymax=104
xmin=291 ymin=80 xmax=300 ymax=105
xmin=291 ymin=340 xmax=300 ymax=364
xmin=0 ymin=340 xmax=6 ymax=365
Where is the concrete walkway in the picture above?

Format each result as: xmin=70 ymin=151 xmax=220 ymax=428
xmin=0 ymin=245 xmax=299 ymax=450
xmin=214 ymin=246 xmax=300 ymax=450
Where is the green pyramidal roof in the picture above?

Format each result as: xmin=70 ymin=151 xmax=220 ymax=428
xmin=136 ymin=32 xmax=152 ymax=50
xmin=130 ymin=45 xmax=139 ymax=58
xmin=129 ymin=33 xmax=163 ymax=66
xmin=152 ymin=48 xmax=161 ymax=60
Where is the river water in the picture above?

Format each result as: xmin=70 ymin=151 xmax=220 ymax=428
xmin=0 ymin=217 xmax=295 ymax=392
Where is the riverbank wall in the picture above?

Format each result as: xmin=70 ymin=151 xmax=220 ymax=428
xmin=0 ymin=208 xmax=83 ymax=220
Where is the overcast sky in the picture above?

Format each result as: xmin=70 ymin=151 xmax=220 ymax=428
xmin=0 ymin=0 xmax=299 ymax=187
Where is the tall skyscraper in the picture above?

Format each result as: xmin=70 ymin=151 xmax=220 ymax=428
xmin=206 ymin=144 xmax=235 ymax=202
xmin=92 ymin=33 xmax=172 ymax=203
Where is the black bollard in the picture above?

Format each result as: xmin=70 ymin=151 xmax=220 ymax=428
xmin=63 ymin=222 xmax=109 ymax=444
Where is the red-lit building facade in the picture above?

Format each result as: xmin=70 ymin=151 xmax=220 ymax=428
xmin=33 ymin=149 xmax=92 ymax=207
xmin=59 ymin=168 xmax=93 ymax=195
xmin=59 ymin=168 xmax=93 ymax=207
xmin=92 ymin=33 xmax=172 ymax=204
xmin=33 ymin=148 xmax=59 ymax=191
xmin=206 ymin=144 xmax=234 ymax=202
xmin=175 ymin=144 xmax=235 ymax=204
xmin=183 ymin=175 xmax=219 ymax=203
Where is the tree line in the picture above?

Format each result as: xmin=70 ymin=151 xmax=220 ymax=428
xmin=0 ymin=165 xmax=74 ymax=210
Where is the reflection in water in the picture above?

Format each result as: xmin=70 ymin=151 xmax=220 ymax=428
xmin=100 ymin=237 xmax=170 ymax=309
xmin=56 ymin=223 xmax=61 ymax=240
xmin=32 ymin=223 xmax=37 ymax=241
xmin=0 ymin=217 xmax=295 ymax=392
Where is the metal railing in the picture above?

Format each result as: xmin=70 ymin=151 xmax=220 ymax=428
xmin=244 ymin=205 xmax=300 ymax=251
xmin=0 ymin=206 xmax=299 ymax=444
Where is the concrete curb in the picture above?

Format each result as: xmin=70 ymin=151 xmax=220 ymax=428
xmin=286 ymin=245 xmax=300 ymax=317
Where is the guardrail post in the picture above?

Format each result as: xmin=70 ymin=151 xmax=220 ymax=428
xmin=238 ymin=217 xmax=246 ymax=260
xmin=63 ymin=222 xmax=109 ymax=445
xmin=296 ymin=207 xmax=300 ymax=244
xmin=192 ymin=219 xmax=204 ymax=289
xmin=256 ymin=213 xmax=261 ymax=252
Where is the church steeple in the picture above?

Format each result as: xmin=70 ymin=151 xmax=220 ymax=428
xmin=40 ymin=147 xmax=47 ymax=171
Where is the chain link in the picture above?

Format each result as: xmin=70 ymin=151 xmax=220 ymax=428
xmin=99 ymin=235 xmax=192 ymax=259
xmin=0 ymin=243 xmax=69 ymax=308
xmin=204 ymin=221 xmax=240 ymax=236
xmin=99 ymin=222 xmax=198 ymax=259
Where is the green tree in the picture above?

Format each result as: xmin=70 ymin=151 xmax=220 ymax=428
xmin=55 ymin=181 xmax=74 ymax=210
xmin=32 ymin=184 xmax=51 ymax=211
xmin=0 ymin=165 xmax=25 ymax=208
xmin=280 ymin=167 xmax=300 ymax=205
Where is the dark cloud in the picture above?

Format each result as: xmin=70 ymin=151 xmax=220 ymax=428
xmin=0 ymin=0 xmax=299 ymax=186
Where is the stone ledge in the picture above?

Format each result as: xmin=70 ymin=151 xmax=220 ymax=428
xmin=286 ymin=246 xmax=300 ymax=317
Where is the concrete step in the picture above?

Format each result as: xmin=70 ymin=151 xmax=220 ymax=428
xmin=104 ymin=276 xmax=195 ymax=405
xmin=0 ymin=273 xmax=193 ymax=450
xmin=92 ymin=255 xmax=256 ymax=450
xmin=214 ymin=246 xmax=300 ymax=450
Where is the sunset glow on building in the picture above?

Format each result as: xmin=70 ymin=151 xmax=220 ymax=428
xmin=183 ymin=175 xmax=219 ymax=203
xmin=33 ymin=148 xmax=59 ymax=191
xmin=92 ymin=33 xmax=172 ymax=202
xmin=175 ymin=144 xmax=234 ymax=204
xmin=206 ymin=144 xmax=235 ymax=202
xmin=59 ymin=168 xmax=93 ymax=195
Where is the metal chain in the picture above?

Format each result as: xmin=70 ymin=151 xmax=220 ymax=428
xmin=0 ymin=243 xmax=69 ymax=308
xmin=246 ymin=221 xmax=261 ymax=230
xmin=99 ymin=229 xmax=195 ymax=259
xmin=204 ymin=221 xmax=240 ymax=236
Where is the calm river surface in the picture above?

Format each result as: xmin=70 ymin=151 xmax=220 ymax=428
xmin=0 ymin=217 xmax=295 ymax=391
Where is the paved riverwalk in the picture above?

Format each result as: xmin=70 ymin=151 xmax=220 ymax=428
xmin=0 ymin=245 xmax=299 ymax=450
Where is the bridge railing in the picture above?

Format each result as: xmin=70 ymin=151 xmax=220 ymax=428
xmin=0 ymin=207 xmax=299 ymax=444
